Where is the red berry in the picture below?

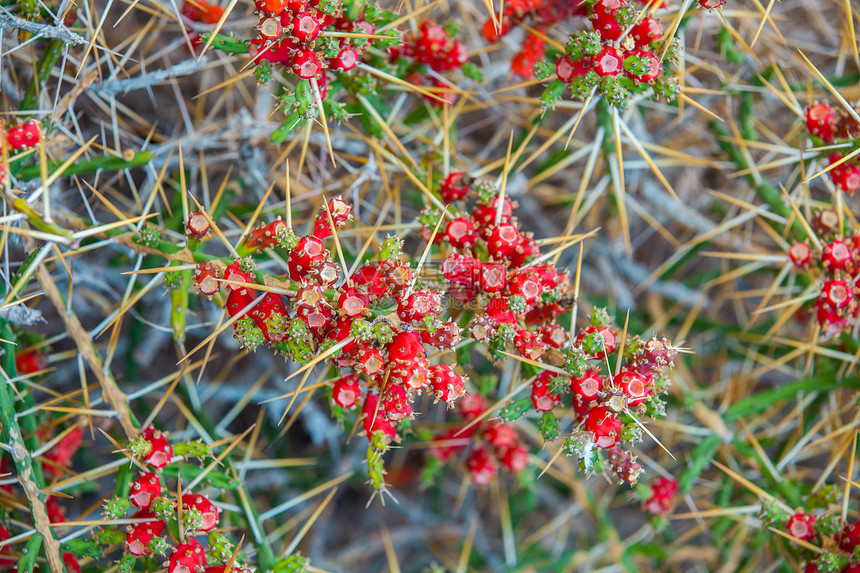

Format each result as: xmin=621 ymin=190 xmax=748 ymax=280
xmin=354 ymin=345 xmax=385 ymax=377
xmin=465 ymin=445 xmax=497 ymax=485
xmin=382 ymin=384 xmax=413 ymax=422
xmin=585 ymin=406 xmax=621 ymax=448
xmin=481 ymin=15 xmax=511 ymax=42
xmin=630 ymin=17 xmax=662 ymax=47
xmin=397 ymin=291 xmax=441 ymax=323
xmin=785 ymin=511 xmax=816 ymax=542
xmin=821 ymin=279 xmax=853 ymax=309
xmin=614 ymin=367 xmax=651 ymax=406
xmin=478 ymin=263 xmax=508 ymax=293
xmin=483 ymin=421 xmax=518 ymax=454
xmin=841 ymin=521 xmax=860 ymax=553
xmin=500 ymin=445 xmax=529 ymax=473
xmin=511 ymin=32 xmax=545 ymax=78
xmin=428 ymin=364 xmax=467 ymax=403
xmin=592 ymin=11 xmax=622 ymax=41
xmin=15 ymin=348 xmax=47 ymax=375
xmin=817 ymin=298 xmax=848 ymax=336
xmin=194 ymin=263 xmax=220 ymax=297
xmin=509 ymin=270 xmax=543 ymax=305
xmin=126 ymin=515 xmax=166 ymax=556
xmin=788 ymin=241 xmax=812 ymax=268
xmin=63 ymin=553 xmax=82 ymax=573
xmin=440 ymin=172 xmax=470 ymax=203
xmin=509 ymin=234 xmax=539 ymax=267
xmin=445 ymin=217 xmax=478 ymax=249
xmin=486 ymin=295 xmax=517 ymax=325
xmin=443 ymin=253 xmax=481 ymax=291
xmin=291 ymin=49 xmax=323 ymax=79
xmin=472 ymin=197 xmax=513 ymax=229
xmin=329 ymin=48 xmax=358 ymax=71
xmin=458 ymin=393 xmax=486 ymax=420
xmin=429 ymin=427 xmax=469 ymax=461
xmin=181 ymin=494 xmax=220 ymax=531
xmin=571 ymin=369 xmax=603 ymax=414
xmin=257 ymin=16 xmax=283 ymax=41
xmin=806 ymin=103 xmax=836 ymax=142
xmin=487 ymin=223 xmax=521 ymax=260
xmin=169 ymin=540 xmax=208 ymax=573
xmin=260 ymin=0 xmax=287 ymax=14
xmin=593 ymin=46 xmax=624 ymax=77
xmin=223 ymin=260 xmax=252 ymax=292
xmin=338 ymin=288 xmax=369 ymax=318
xmin=226 ymin=288 xmax=255 ymax=322
xmin=130 ymin=472 xmax=162 ymax=510
xmin=643 ymin=476 xmax=677 ymax=515
xmin=291 ymin=11 xmax=321 ymax=42
xmin=351 ymin=265 xmax=388 ymax=298
xmin=540 ymin=323 xmax=567 ymax=349
xmin=829 ymin=154 xmax=860 ymax=194
xmin=141 ymin=427 xmax=173 ymax=468
xmin=821 ymin=239 xmax=853 ymax=271
xmin=388 ymin=330 xmax=425 ymax=363
xmin=556 ymin=55 xmax=591 ymax=83
xmin=514 ymin=328 xmax=544 ymax=360
xmin=288 ymin=235 xmax=327 ymax=281
xmin=390 ymin=357 xmax=429 ymax=391
xmin=185 ymin=211 xmax=210 ymax=238
xmin=530 ymin=371 xmax=561 ymax=411
xmin=5 ymin=120 xmax=41 ymax=150
xmin=362 ymin=391 xmax=397 ymax=442
xmin=592 ymin=0 xmax=625 ymax=18
xmin=46 ymin=497 xmax=66 ymax=523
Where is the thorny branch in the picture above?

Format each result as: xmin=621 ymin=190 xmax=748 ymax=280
xmin=0 ymin=7 xmax=85 ymax=45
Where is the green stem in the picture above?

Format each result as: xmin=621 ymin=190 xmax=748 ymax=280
xmin=0 ymin=320 xmax=65 ymax=572
xmin=20 ymin=39 xmax=64 ymax=112
xmin=14 ymin=151 xmax=154 ymax=181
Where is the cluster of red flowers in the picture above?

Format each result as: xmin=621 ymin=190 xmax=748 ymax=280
xmin=0 ymin=119 xmax=42 ymax=182
xmin=197 ymin=197 xmax=466 ymax=449
xmin=91 ymin=426 xmax=253 ymax=573
xmin=481 ymin=0 xmax=586 ymax=78
xmin=247 ymin=0 xmax=367 ymax=83
xmin=529 ymin=0 xmax=683 ymax=109
xmin=417 ymin=174 xmax=674 ymax=484
xmin=1 ymin=120 xmax=41 ymax=152
xmin=188 ymin=173 xmax=678 ymax=491
xmin=760 ymin=487 xmax=860 ymax=573
xmin=787 ymin=211 xmax=860 ymax=336
xmin=805 ymin=103 xmax=860 ymax=194
xmin=393 ymin=21 xmax=470 ymax=106
xmin=428 ymin=393 xmax=530 ymax=485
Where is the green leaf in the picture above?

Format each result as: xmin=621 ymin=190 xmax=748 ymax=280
xmin=201 ymin=33 xmax=250 ymax=55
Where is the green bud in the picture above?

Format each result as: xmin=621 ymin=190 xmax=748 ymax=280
xmin=379 ymin=235 xmax=403 ymax=260
xmin=255 ymin=60 xmax=273 ymax=84
xmin=102 ymin=496 xmax=132 ymax=519
xmin=499 ymin=398 xmax=531 ymax=422
xmin=539 ymin=411 xmax=561 ymax=441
